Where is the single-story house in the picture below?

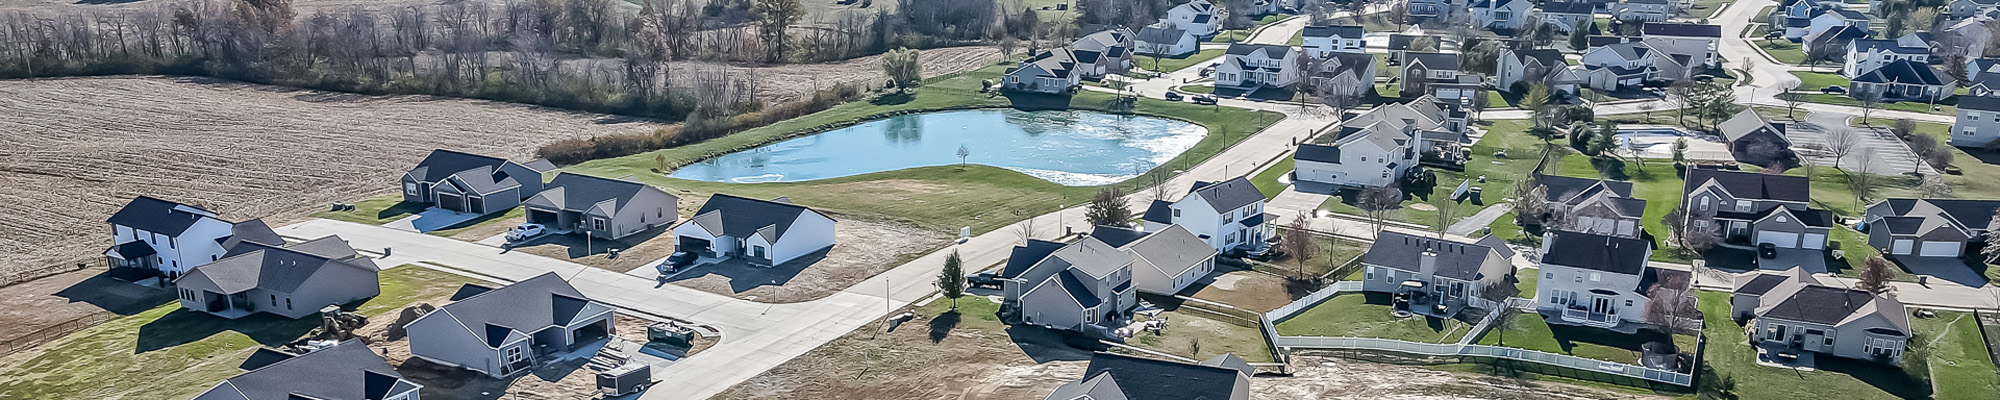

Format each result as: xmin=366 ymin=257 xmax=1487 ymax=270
xmin=523 ymin=172 xmax=679 ymax=240
xmin=1862 ymin=198 xmax=2000 ymax=258
xmin=1849 ymin=59 xmax=1957 ymax=103
xmin=174 ymin=235 xmax=381 ymax=319
xmin=1359 ymin=231 xmax=1515 ymax=317
xmin=1733 ymin=267 xmax=1911 ymax=363
xmin=192 ymin=339 xmax=422 ymax=400
xmin=405 ymin=272 xmax=615 ymax=378
xmin=401 ymin=149 xmax=553 ymax=216
xmin=1042 ymin=352 xmax=1252 ymax=400
xmin=672 ymin=194 xmax=837 ymax=267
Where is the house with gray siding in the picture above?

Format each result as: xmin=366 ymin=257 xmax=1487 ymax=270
xmin=1862 ymin=198 xmax=2000 ymax=258
xmin=999 ymin=233 xmax=1138 ymax=338
xmin=1004 ymin=49 xmax=1082 ymax=94
xmin=1359 ymin=231 xmax=1515 ymax=317
xmin=192 ymin=340 xmax=421 ymax=400
xmin=672 ymin=194 xmax=837 ymax=267
xmin=404 ymin=272 xmax=615 ymax=378
xmin=401 ymin=149 xmax=554 ymax=216
xmin=523 ymin=173 xmax=678 ymax=240
xmin=173 ymin=236 xmax=380 ymax=319
xmin=1042 ymin=352 xmax=1252 ymax=400
xmin=1533 ymin=174 xmax=1647 ymax=239
xmin=1732 ymin=267 xmax=1911 ymax=363
xmin=1951 ymin=96 xmax=2000 ymax=147
xmin=1534 ymin=229 xmax=1686 ymax=331
xmin=1718 ymin=108 xmax=1797 ymax=168
xmin=1683 ymin=168 xmax=1833 ymax=250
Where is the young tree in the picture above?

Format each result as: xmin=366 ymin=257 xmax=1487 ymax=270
xmin=1665 ymin=203 xmax=1722 ymax=257
xmin=1644 ymin=273 xmax=1699 ymax=335
xmin=956 ymin=144 xmax=971 ymax=167
xmin=1673 ymin=138 xmax=1690 ymax=165
xmin=1918 ymin=175 xmax=1954 ymax=198
xmin=1522 ymin=83 xmax=1551 ymax=129
xmin=1666 ymin=81 xmax=1697 ymax=126
xmin=881 ymin=47 xmax=923 ymax=93
xmin=1356 ymin=185 xmax=1403 ymax=233
xmin=1893 ymin=118 xmax=1918 ymax=139
xmin=1568 ymin=20 xmax=1591 ymax=50
xmin=1849 ymin=150 xmax=1882 ymax=208
xmin=1386 ymin=0 xmax=1410 ymax=30
xmin=1825 ymin=127 xmax=1862 ymax=173
xmin=1779 ymin=82 xmax=1806 ymax=119
xmin=1432 ymin=199 xmax=1458 ymax=239
xmin=1857 ymin=90 xmax=1884 ymax=122
xmin=1086 ymin=187 xmax=1133 ymax=227
xmin=1280 ymin=211 xmax=1318 ymax=279
xmin=753 ymin=0 xmax=804 ymax=63
xmin=1481 ymin=281 xmax=1522 ymax=345
xmin=1857 ymin=256 xmax=1897 ymax=294
xmin=1908 ymin=134 xmax=1941 ymax=175
xmin=939 ymin=250 xmax=966 ymax=310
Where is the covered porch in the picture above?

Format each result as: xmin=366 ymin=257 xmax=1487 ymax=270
xmin=196 ymin=289 xmax=257 ymax=319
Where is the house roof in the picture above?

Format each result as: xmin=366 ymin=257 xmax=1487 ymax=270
xmin=1542 ymin=229 xmax=1652 ymax=275
xmin=205 ymin=340 xmax=419 ymax=400
xmin=107 ymin=196 xmax=219 ymax=236
xmin=1363 ymin=231 xmax=1505 ymax=281
xmin=1761 ymin=282 xmax=1910 ymax=333
xmin=1784 ymin=17 xmax=1813 ymax=28
xmin=1683 ymin=168 xmax=1812 ymax=203
xmin=1199 ymin=353 xmax=1256 ymax=377
xmin=1136 ymin=23 xmax=1190 ymax=45
xmin=110 ymin=241 xmax=156 ymax=260
xmin=1124 ymin=225 xmax=1218 ymax=277
xmin=1294 ymin=143 xmax=1343 ymax=163
xmin=1829 ymin=7 xmax=1870 ymax=20
xmin=1081 ymin=352 xmax=1248 ymax=400
xmin=1049 ymin=235 xmax=1134 ymax=279
xmin=1541 ymin=1 xmax=1596 ymax=14
xmin=1089 ymin=225 xmax=1153 ymax=248
xmin=1186 ymin=177 xmax=1264 ymax=213
xmin=1387 ymin=34 xmax=1419 ymax=50
xmin=1057 ymin=269 xmax=1103 ymax=308
xmin=1302 ymin=24 xmax=1364 ymax=39
xmin=1322 ymin=52 xmax=1378 ymax=80
xmin=1850 ymin=39 xmax=1929 ymax=56
xmin=1598 ymin=42 xmax=1656 ymax=61
xmin=1225 ymin=43 xmax=1293 ymax=58
xmin=1076 ymin=28 xmax=1132 ymax=49
xmin=1642 ymin=22 xmax=1723 ymax=37
xmin=1733 ymin=273 xmax=1791 ymax=296
xmin=430 ymin=272 xmax=609 ymax=348
xmin=1405 ymin=52 xmax=1461 ymax=71
xmin=1874 ymin=198 xmax=2000 ymax=232
xmin=406 ymin=149 xmax=516 ymax=183
xmin=1142 ymin=200 xmax=1176 ymax=224
xmin=180 ymin=236 xmax=377 ymax=295
xmin=1718 ymin=108 xmax=1789 ymax=144
xmin=219 ymin=219 xmax=286 ymax=251
xmin=1961 ymin=94 xmax=2000 ymax=111
xmin=1001 ymin=239 xmax=1068 ymax=279
xmin=1511 ymin=49 xmax=1570 ymax=68
xmin=1805 ymin=25 xmax=1869 ymax=48
xmin=1473 ymin=234 xmax=1517 ymax=260
xmin=1043 ymin=370 xmax=1130 ymax=400
xmin=1852 ymin=59 xmax=1951 ymax=85
xmin=686 ymin=193 xmax=826 ymax=243
xmin=1534 ymin=174 xmax=1635 ymax=203
xmin=527 ymin=172 xmax=670 ymax=215
xmin=1017 ymin=49 xmax=1078 ymax=79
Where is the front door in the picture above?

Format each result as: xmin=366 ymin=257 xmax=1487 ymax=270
xmin=1591 ymin=297 xmax=1614 ymax=319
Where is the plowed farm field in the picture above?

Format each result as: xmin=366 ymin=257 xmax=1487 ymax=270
xmin=0 ymin=75 xmax=665 ymax=276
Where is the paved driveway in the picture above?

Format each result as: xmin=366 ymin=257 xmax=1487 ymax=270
xmin=1784 ymin=112 xmax=1932 ymax=175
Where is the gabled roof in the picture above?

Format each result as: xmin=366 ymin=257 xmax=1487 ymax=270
xmin=430 ymin=272 xmax=608 ymax=348
xmin=1016 ymin=49 xmax=1079 ymax=79
xmin=1717 ymin=108 xmax=1789 ymax=144
xmin=685 ymin=193 xmax=827 ymax=243
xmin=1642 ymin=22 xmax=1723 ymax=37
xmin=1852 ymin=59 xmax=1951 ymax=85
xmin=1042 ymin=370 xmax=1130 ymax=400
xmin=1758 ymin=205 xmax=1835 ymax=227
xmin=1733 ymin=272 xmax=1791 ymax=296
xmin=1089 ymin=225 xmax=1153 ymax=248
xmin=1302 ymin=24 xmax=1364 ymax=39
xmin=1198 ymin=353 xmax=1256 ymax=377
xmin=1873 ymin=198 xmax=2000 ymax=232
xmin=1322 ymin=52 xmax=1378 ymax=80
xmin=1849 ymin=38 xmax=1929 ymax=56
xmin=1001 ymin=239 xmax=1067 ymax=279
xmin=1186 ymin=177 xmax=1264 ymax=213
xmin=1828 ymin=7 xmax=1870 ymax=20
xmin=1076 ymin=28 xmax=1132 ymax=50
xmin=203 ymin=340 xmax=419 ymax=400
xmin=1142 ymin=200 xmax=1176 ymax=224
xmin=1540 ymin=1 xmax=1596 ymax=14
xmin=1136 ymin=23 xmax=1191 ymax=45
xmin=1805 ymin=25 xmax=1869 ymax=48
xmin=1081 ymin=352 xmax=1248 ymax=400
xmin=1542 ymin=229 xmax=1651 ymax=275
xmin=1225 ymin=43 xmax=1293 ymax=59
xmin=218 ymin=219 xmax=286 ymax=252
xmin=1364 ymin=231 xmax=1506 ymax=281
xmin=526 ymin=172 xmax=669 ymax=215
xmin=1294 ymin=143 xmax=1343 ymax=163
xmin=107 ymin=196 xmax=220 ymax=236
xmin=1597 ymin=42 xmax=1656 ymax=61
xmin=1387 ymin=34 xmax=1419 ymax=50
xmin=1683 ymin=168 xmax=1812 ymax=203
xmin=1534 ymin=174 xmax=1635 ymax=203
xmin=1510 ymin=49 xmax=1570 ymax=68
xmin=1962 ymin=94 xmax=2000 ymax=111
xmin=1123 ymin=225 xmax=1218 ymax=277
xmin=406 ymin=149 xmax=518 ymax=183
xmin=1755 ymin=267 xmax=1910 ymax=333
xmin=1405 ymin=52 xmax=1461 ymax=71
xmin=181 ymin=236 xmax=377 ymax=295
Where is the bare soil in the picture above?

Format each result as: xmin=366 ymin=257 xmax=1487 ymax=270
xmin=507 ymin=225 xmax=682 ymax=274
xmin=354 ymin=304 xmax=718 ymax=400
xmin=659 ymin=46 xmax=1002 ymax=104
xmin=1261 ymin=355 xmax=1666 ymax=400
xmin=660 ymin=218 xmax=950 ymax=303
xmin=0 ymin=267 xmax=170 ymax=344
xmin=1186 ymin=269 xmax=1298 ymax=312
xmin=0 ymin=76 xmax=664 ymax=277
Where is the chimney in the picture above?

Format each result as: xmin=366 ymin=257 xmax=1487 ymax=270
xmin=1402 ymin=118 xmax=1418 ymax=137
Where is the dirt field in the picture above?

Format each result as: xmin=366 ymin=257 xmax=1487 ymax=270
xmin=0 ymin=76 xmax=665 ymax=277
xmin=663 ymin=46 xmax=1002 ymax=104
xmin=0 ymin=267 xmax=169 ymax=345
xmin=1187 ymin=268 xmax=1301 ymax=312
xmin=661 ymin=218 xmax=950 ymax=303
xmin=1261 ymin=355 xmax=1666 ymax=400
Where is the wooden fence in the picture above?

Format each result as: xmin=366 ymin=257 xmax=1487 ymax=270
xmin=0 ymin=312 xmax=112 ymax=358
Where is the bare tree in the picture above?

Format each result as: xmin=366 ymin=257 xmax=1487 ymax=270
xmin=1918 ymin=175 xmax=1954 ymax=198
xmin=1779 ymin=82 xmax=1806 ymax=119
xmin=1849 ymin=150 xmax=1882 ymax=209
xmin=1433 ymin=199 xmax=1459 ymax=238
xmin=1356 ymin=185 xmax=1404 ymax=234
xmin=1908 ymin=134 xmax=1941 ymax=175
xmin=1280 ymin=211 xmax=1318 ymax=279
xmin=1825 ymin=127 xmax=1862 ymax=174
xmin=1983 ymin=207 xmax=2000 ymax=264
xmin=1511 ymin=182 xmax=1551 ymax=228
xmin=1664 ymin=203 xmax=1720 ymax=257
xmin=1856 ymin=90 xmax=1884 ymax=122
xmin=1857 ymin=256 xmax=1897 ymax=294
xmin=1644 ymin=273 xmax=1699 ymax=335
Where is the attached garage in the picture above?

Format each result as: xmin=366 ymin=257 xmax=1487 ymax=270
xmin=1756 ymin=231 xmax=1800 ymax=248
xmin=527 ymin=208 xmax=561 ymax=226
xmin=437 ymin=193 xmax=465 ymax=213
xmin=1801 ymin=233 xmax=1826 ymax=250
xmin=1891 ymin=239 xmax=1915 ymax=255
xmin=1919 ymin=241 xmax=1963 ymax=257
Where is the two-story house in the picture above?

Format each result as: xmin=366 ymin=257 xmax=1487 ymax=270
xmin=1086 ymin=225 xmax=1220 ymax=295
xmin=1409 ymin=0 xmax=1454 ymax=21
xmin=1535 ymin=229 xmax=1685 ymax=330
xmin=1802 ymin=8 xmax=1871 ymax=46
xmin=1136 ymin=22 xmax=1199 ymax=58
xmin=1536 ymin=1 xmax=1599 ymax=33
xmin=1732 ymin=267 xmax=1910 ymax=363
xmin=1472 ymin=0 xmax=1533 ymax=31
xmin=1070 ymin=28 xmax=1136 ymax=79
xmin=1683 ymin=168 xmax=1834 ymax=249
xmin=1580 ymin=42 xmax=1689 ymax=91
xmin=1862 ymin=198 xmax=2000 ymax=258
xmin=1950 ymin=96 xmax=2000 ymax=147
xmin=1614 ymin=0 xmax=1673 ymax=23
xmin=1312 ymin=52 xmax=1380 ymax=98
xmin=1215 ymin=43 xmax=1301 ymax=89
xmin=1533 ymin=174 xmax=1648 ymax=238
xmin=1301 ymin=24 xmax=1366 ymax=57
xmin=999 ymin=234 xmax=1139 ymax=338
xmin=1140 ymin=177 xmax=1271 ymax=253
xmin=1167 ymin=0 xmax=1223 ymax=38
xmin=1641 ymin=22 xmax=1723 ymax=71
xmin=1359 ymin=231 xmax=1516 ymax=318
xmin=1292 ymin=97 xmax=1468 ymax=189
xmin=1401 ymin=52 xmax=1464 ymax=97
xmin=105 ymin=196 xmax=277 ymax=281
xmin=1496 ymin=48 xmax=1572 ymax=93
xmin=1003 ymin=49 xmax=1081 ymax=94
xmin=1849 ymin=59 xmax=1957 ymax=102
xmin=1844 ymin=39 xmax=1932 ymax=77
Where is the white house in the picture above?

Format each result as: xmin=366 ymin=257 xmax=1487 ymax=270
xmin=1804 ymin=7 xmax=1871 ymax=42
xmin=1312 ymin=52 xmax=1380 ymax=98
xmin=105 ymin=196 xmax=254 ymax=281
xmin=1536 ymin=1 xmax=1599 ymax=33
xmin=1140 ymin=177 xmax=1272 ymax=253
xmin=1472 ymin=0 xmax=1533 ymax=31
xmin=1952 ymin=96 xmax=2000 ymax=147
xmin=1641 ymin=23 xmax=1723 ymax=70
xmin=1070 ymin=28 xmax=1135 ymax=79
xmin=1301 ymin=24 xmax=1366 ymax=57
xmin=1215 ymin=43 xmax=1302 ymax=89
xmin=1292 ymin=96 xmax=1467 ymax=188
xmin=1843 ymin=38 xmax=1931 ymax=77
xmin=672 ymin=194 xmax=836 ymax=267
xmin=1167 ymin=0 xmax=1223 ymax=38
xmin=1615 ymin=0 xmax=1673 ymax=23
xmin=1135 ymin=22 xmax=1199 ymax=58
xmin=1580 ymin=42 xmax=1687 ymax=90
xmin=1003 ymin=49 xmax=1081 ymax=94
xmin=1534 ymin=229 xmax=1683 ymax=330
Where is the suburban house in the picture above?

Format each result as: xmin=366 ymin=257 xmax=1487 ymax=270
xmin=105 ymin=196 xmax=275 ymax=281
xmin=1533 ymin=174 xmax=1648 ymax=239
xmin=1140 ymin=177 xmax=1271 ymax=253
xmin=1310 ymin=52 xmax=1380 ymax=99
xmin=1948 ymin=0 xmax=2000 ymax=18
xmin=1410 ymin=0 xmax=1453 ymax=21
xmin=192 ymin=340 xmax=422 ymax=400
xmin=672 ymin=194 xmax=837 ymax=267
xmin=1088 ymin=225 xmax=1220 ymax=295
xmin=1731 ymin=267 xmax=1911 ymax=363
xmin=1942 ymin=19 xmax=1993 ymax=61
xmin=1401 ymin=52 xmax=1465 ymax=97
xmin=1802 ymin=23 xmax=1869 ymax=55
xmin=1071 ymin=28 xmax=1136 ymax=79
xmin=1968 ymin=57 xmax=2000 ymax=82
xmin=174 ymin=236 xmax=381 ymax=319
xmin=1359 ymin=231 xmax=1516 ymax=317
xmin=1135 ymin=22 xmax=1199 ymax=57
xmin=1862 ymin=198 xmax=2000 ymax=258
xmin=405 ymin=272 xmax=615 ymax=378
xmin=401 ymin=149 xmax=553 ymax=216
xmin=1641 ymin=22 xmax=1723 ymax=70
xmin=1580 ymin=42 xmax=1690 ymax=91
xmin=1536 ymin=1 xmax=1599 ymax=33
xmin=1843 ymin=38 xmax=1932 ymax=78
xmin=998 ymin=234 xmax=1138 ymax=337
xmin=1849 ymin=59 xmax=1957 ymax=102
xmin=1614 ymin=0 xmax=1673 ymax=22
xmin=1966 ymin=74 xmax=2000 ymax=97
xmin=1292 ymin=96 xmax=1468 ymax=189
xmin=1495 ymin=48 xmax=1572 ymax=93
xmin=1951 ymin=96 xmax=2000 ymax=147
xmin=1167 ymin=0 xmax=1222 ymax=38
xmin=1003 ymin=49 xmax=1081 ymax=94
xmin=1215 ymin=43 xmax=1302 ymax=90
xmin=1387 ymin=34 xmax=1422 ymax=65
xmin=1301 ymin=24 xmax=1366 ymax=57
xmin=1042 ymin=352 xmax=1252 ymax=400
xmin=1807 ymin=7 xmax=1872 ymax=42
xmin=522 ymin=172 xmax=678 ymax=241
xmin=1718 ymin=108 xmax=1798 ymax=168
xmin=1471 ymin=0 xmax=1533 ymax=31
xmin=1535 ymin=229 xmax=1684 ymax=330
xmin=1683 ymin=168 xmax=1834 ymax=250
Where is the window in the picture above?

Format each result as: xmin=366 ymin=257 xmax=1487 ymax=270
xmin=270 ymin=294 xmax=277 ymax=306
xmin=1544 ymin=272 xmax=1553 ymax=279
xmin=1698 ymin=196 xmax=1711 ymax=210
xmin=1574 ymin=274 xmax=1583 ymax=283
xmin=1366 ymin=266 xmax=1376 ymax=280
xmin=592 ymin=218 xmax=606 ymax=231
xmin=1590 ymin=273 xmax=1601 ymax=282
xmin=286 ymin=298 xmax=292 ymax=310
xmin=505 ymin=346 xmax=525 ymax=363
xmin=1625 ymin=299 xmax=1633 ymax=307
xmin=404 ymin=182 xmax=419 ymax=196
xmin=1694 ymin=219 xmax=1709 ymax=228
xmin=1735 ymin=200 xmax=1752 ymax=212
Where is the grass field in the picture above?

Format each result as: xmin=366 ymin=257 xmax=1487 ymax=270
xmin=1922 ymin=311 xmax=2000 ymax=400
xmin=0 ymin=267 xmax=478 ymax=399
xmin=1318 ymin=120 xmax=1547 ymax=230
xmin=1142 ymin=48 xmax=1227 ymax=73
xmin=1475 ymin=312 xmax=1697 ymax=365
xmin=1274 ymin=292 xmax=1474 ymax=344
xmin=1251 ymin=157 xmax=1295 ymax=199
xmin=311 ymin=193 xmax=425 ymax=225
xmin=1759 ymin=40 xmax=1806 ymax=65
xmin=1695 ymin=291 xmax=1937 ymax=400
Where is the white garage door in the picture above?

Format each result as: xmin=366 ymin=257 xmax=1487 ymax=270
xmin=1891 ymin=239 xmax=1915 ymax=255
xmin=1801 ymin=233 xmax=1827 ymax=250
xmin=1756 ymin=231 xmax=1800 ymax=248
xmin=1920 ymin=241 xmax=1963 ymax=257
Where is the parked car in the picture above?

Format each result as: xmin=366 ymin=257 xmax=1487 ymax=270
xmin=1821 ymin=86 xmax=1846 ymax=94
xmin=1758 ymin=243 xmax=1777 ymax=259
xmin=1164 ymin=92 xmax=1183 ymax=101
xmin=968 ymin=271 xmax=1004 ymax=289
xmin=505 ymin=223 xmax=547 ymax=242
xmin=1192 ymin=95 xmax=1219 ymax=105
xmin=658 ymin=251 xmax=696 ymax=274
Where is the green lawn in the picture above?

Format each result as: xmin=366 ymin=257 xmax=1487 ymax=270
xmin=1695 ymin=291 xmax=1934 ymax=400
xmin=563 ymin=65 xmax=1282 ymax=235
xmin=1288 ymin=30 xmax=1304 ymax=46
xmin=1687 ymin=0 xmax=1735 ymax=18
xmin=310 ymin=193 xmax=425 ymax=225
xmin=1547 ymin=146 xmax=1688 ymax=262
xmin=1754 ymin=5 xmax=1776 ymax=22
xmin=1251 ymin=157 xmax=1294 ymax=199
xmin=0 ymin=267 xmax=479 ymax=399
xmin=1142 ymin=48 xmax=1227 ymax=73
xmin=1758 ymin=40 xmax=1806 ymax=65
xmin=1179 ymin=84 xmax=1215 ymax=94
xmin=1206 ymin=15 xmax=1285 ymax=44
xmin=1921 ymin=311 xmax=2000 ymax=400
xmin=1273 ymin=292 xmax=1474 ymax=343
xmin=1335 ymin=12 xmax=1404 ymax=32
xmin=1795 ymin=92 xmax=1956 ymax=115
xmin=1475 ymin=312 xmax=1695 ymax=365
xmin=1790 ymin=71 xmax=1849 ymax=89
xmin=1318 ymin=120 xmax=1546 ymax=230
xmin=1376 ymin=53 xmax=1395 ymax=78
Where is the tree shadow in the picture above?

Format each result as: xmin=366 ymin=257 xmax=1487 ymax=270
xmin=135 ymin=308 xmax=319 ymax=353
xmin=1000 ymin=91 xmax=1075 ymax=110
xmin=927 ymin=311 xmax=961 ymax=343
xmin=1815 ymin=355 xmax=1933 ymax=400
xmin=869 ymin=91 xmax=914 ymax=105
xmin=376 ymin=201 xmax=429 ymax=220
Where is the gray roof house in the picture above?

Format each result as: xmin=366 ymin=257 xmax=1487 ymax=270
xmin=1952 ymin=96 xmax=2000 ymax=147
xmin=173 ymin=236 xmax=380 ymax=319
xmin=1043 ymin=352 xmax=1252 ymax=400
xmin=1402 ymin=52 xmax=1465 ymax=97
xmin=405 ymin=272 xmax=615 ymax=378
xmin=524 ymin=172 xmax=678 ymax=240
xmin=1135 ymin=22 xmax=1198 ymax=57
xmin=1684 ymin=168 xmax=1833 ymax=251
xmin=999 ymin=231 xmax=1139 ymax=338
xmin=106 ymin=196 xmax=274 ymax=281
xmin=1359 ymin=231 xmax=1516 ymax=317
xmin=1004 ymin=48 xmax=1081 ymax=94
xmin=672 ymin=194 xmax=837 ymax=267
xmin=402 ymin=149 xmax=554 ymax=216
xmin=1850 ymin=59 xmax=1957 ymax=103
xmin=1717 ymin=108 xmax=1797 ymax=169
xmin=1862 ymin=198 xmax=2000 ymax=258
xmin=1533 ymin=174 xmax=1647 ymax=238
xmin=1533 ymin=229 xmax=1685 ymax=330
xmin=191 ymin=340 xmax=421 ymax=400
xmin=1071 ymin=28 xmax=1135 ymax=78
xmin=1732 ymin=267 xmax=1910 ymax=363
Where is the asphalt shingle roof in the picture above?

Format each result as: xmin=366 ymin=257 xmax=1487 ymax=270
xmin=1683 ymin=168 xmax=1813 ymax=203
xmin=1642 ymin=22 xmax=1723 ymax=37
xmin=1302 ymin=24 xmax=1364 ymax=39
xmin=1081 ymin=352 xmax=1247 ymax=400
xmin=182 ymin=236 xmax=376 ymax=295
xmin=528 ymin=172 xmax=669 ymax=215
xmin=1294 ymin=143 xmax=1342 ymax=163
xmin=687 ymin=193 xmax=826 ymax=243
xmin=1961 ymin=94 xmax=2000 ymax=111
xmin=204 ymin=340 xmax=418 ymax=400
xmin=432 ymin=272 xmax=608 ymax=348
xmin=1363 ymin=231 xmax=1504 ymax=281
xmin=107 ymin=196 xmax=216 ymax=236
xmin=1542 ymin=230 xmax=1652 ymax=275
xmin=1852 ymin=59 xmax=1950 ymax=85
xmin=406 ymin=149 xmax=512 ymax=183
xmin=1188 ymin=177 xmax=1264 ymax=213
